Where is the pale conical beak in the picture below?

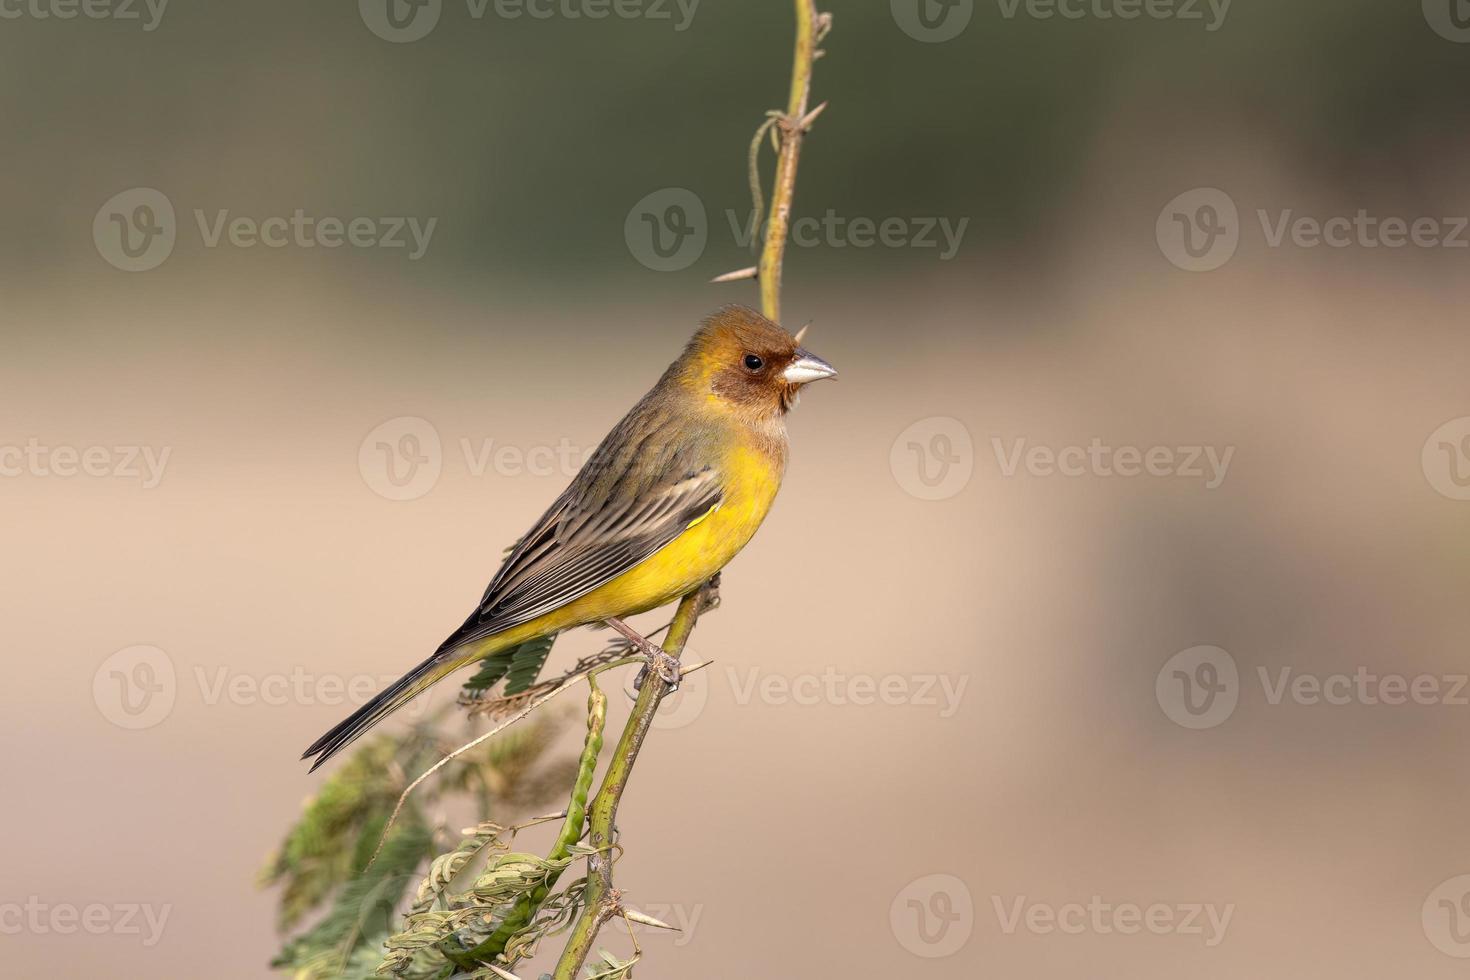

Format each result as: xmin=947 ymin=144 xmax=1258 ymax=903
xmin=783 ymin=349 xmax=837 ymax=385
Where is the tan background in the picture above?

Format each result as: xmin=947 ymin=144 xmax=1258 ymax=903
xmin=6 ymin=0 xmax=1470 ymax=977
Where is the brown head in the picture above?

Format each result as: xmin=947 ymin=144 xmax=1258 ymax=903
xmin=674 ymin=305 xmax=837 ymax=417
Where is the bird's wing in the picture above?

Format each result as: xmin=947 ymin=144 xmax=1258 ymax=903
xmin=439 ymin=462 xmax=723 ymax=651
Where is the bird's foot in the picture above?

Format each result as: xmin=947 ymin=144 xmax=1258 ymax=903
xmin=634 ymin=648 xmax=682 ymax=692
xmin=604 ymin=617 xmax=682 ymax=693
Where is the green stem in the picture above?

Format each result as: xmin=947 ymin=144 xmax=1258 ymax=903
xmin=551 ymin=587 xmax=707 ymax=980
xmin=461 ymin=678 xmax=608 ymax=964
xmin=759 ymin=0 xmax=822 ymax=323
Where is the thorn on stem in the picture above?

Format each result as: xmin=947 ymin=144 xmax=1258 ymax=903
xmin=710 ymin=266 xmax=759 ymax=283
xmin=798 ymin=101 xmax=829 ymax=132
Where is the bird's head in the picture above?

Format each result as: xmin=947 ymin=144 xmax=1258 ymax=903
xmin=677 ymin=304 xmax=837 ymax=417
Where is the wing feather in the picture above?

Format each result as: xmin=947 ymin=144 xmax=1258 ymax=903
xmin=437 ymin=461 xmax=722 ymax=653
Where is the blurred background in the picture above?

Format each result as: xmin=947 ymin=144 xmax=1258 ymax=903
xmin=6 ymin=0 xmax=1470 ymax=976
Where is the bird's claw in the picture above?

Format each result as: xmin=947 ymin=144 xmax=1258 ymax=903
xmin=633 ymin=648 xmax=682 ymax=693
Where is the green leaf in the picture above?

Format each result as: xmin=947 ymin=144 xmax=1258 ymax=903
xmin=272 ymin=817 xmax=435 ymax=980
xmin=462 ymin=635 xmax=557 ymax=697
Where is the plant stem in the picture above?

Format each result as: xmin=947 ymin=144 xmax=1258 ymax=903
xmin=550 ymin=588 xmax=705 ymax=980
xmin=760 ymin=0 xmax=823 ymax=323
xmin=551 ymin=4 xmax=826 ymax=974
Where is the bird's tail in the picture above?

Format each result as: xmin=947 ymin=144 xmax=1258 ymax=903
xmin=300 ymin=651 xmax=472 ymax=772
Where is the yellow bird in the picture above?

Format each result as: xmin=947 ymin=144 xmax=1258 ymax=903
xmin=303 ymin=304 xmax=836 ymax=770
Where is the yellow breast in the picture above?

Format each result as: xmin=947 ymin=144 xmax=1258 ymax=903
xmin=548 ymin=441 xmax=784 ymax=627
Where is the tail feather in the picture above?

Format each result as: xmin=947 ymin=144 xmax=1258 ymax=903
xmin=301 ymin=653 xmax=465 ymax=772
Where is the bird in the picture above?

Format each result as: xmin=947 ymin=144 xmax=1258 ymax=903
xmin=302 ymin=304 xmax=836 ymax=771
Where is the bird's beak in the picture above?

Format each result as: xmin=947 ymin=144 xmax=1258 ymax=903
xmin=783 ymin=349 xmax=837 ymax=385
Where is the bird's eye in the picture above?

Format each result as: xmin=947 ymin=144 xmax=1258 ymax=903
xmin=743 ymin=354 xmax=764 ymax=372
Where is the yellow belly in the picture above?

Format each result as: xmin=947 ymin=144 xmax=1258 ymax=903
xmin=474 ymin=444 xmax=781 ymax=653
xmin=567 ymin=444 xmax=780 ymax=621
